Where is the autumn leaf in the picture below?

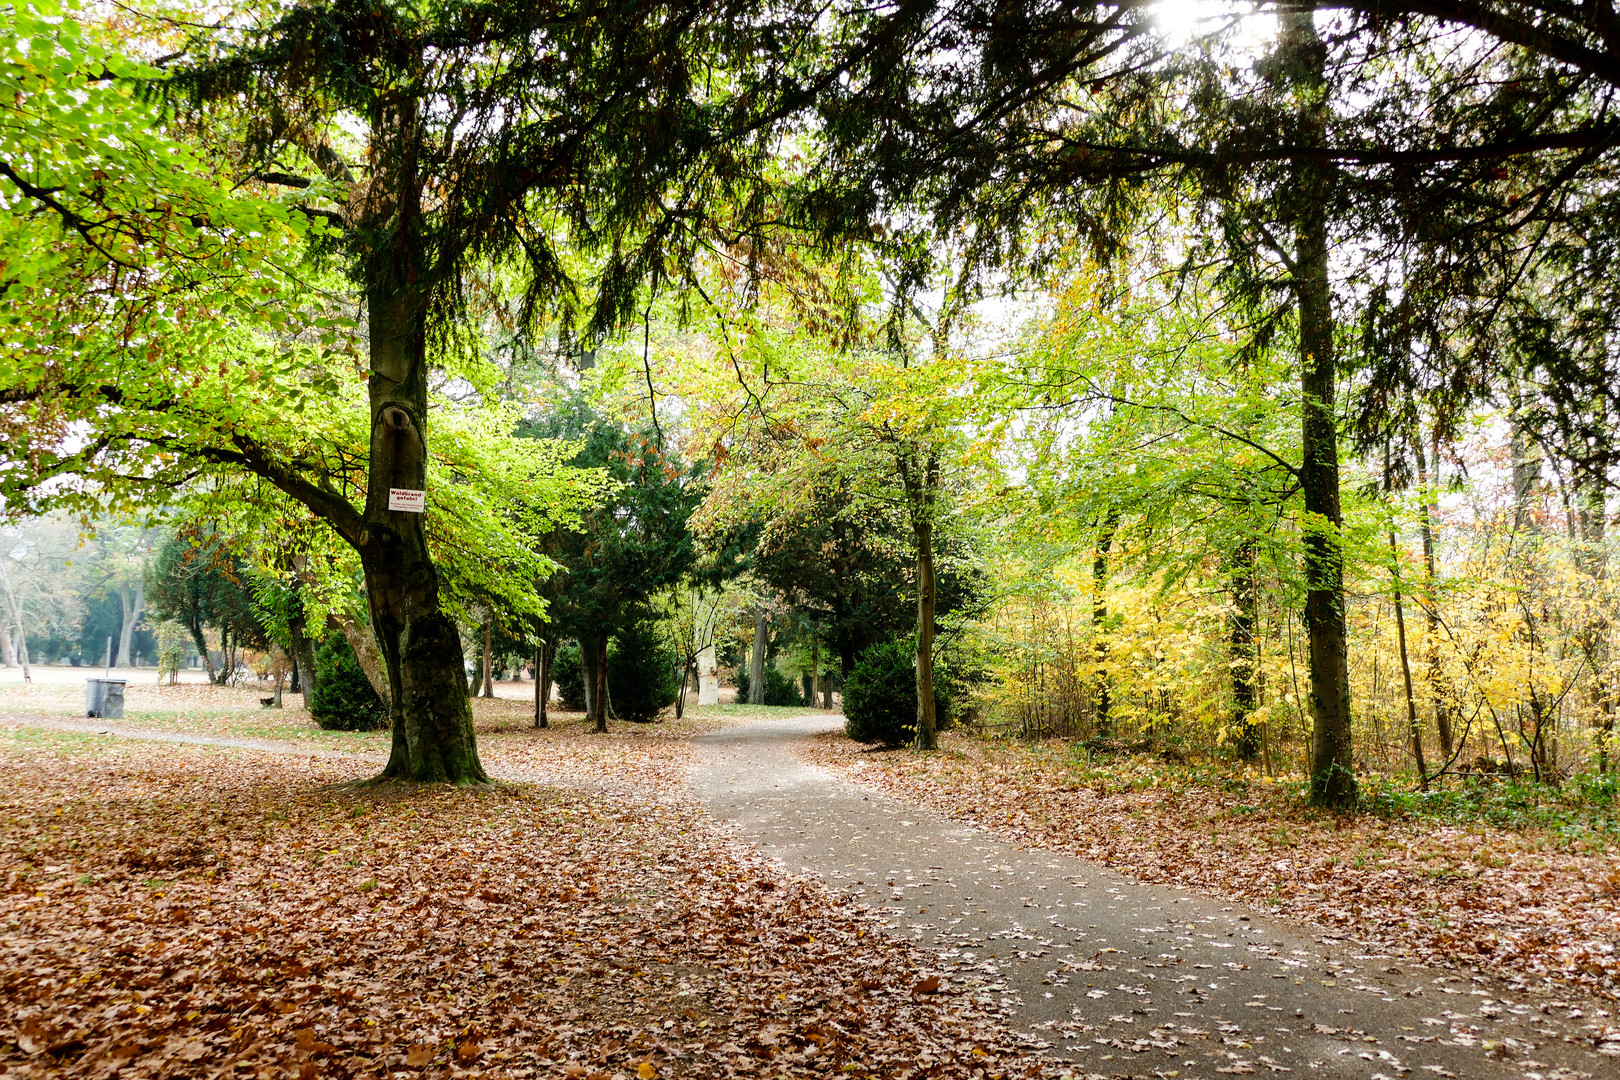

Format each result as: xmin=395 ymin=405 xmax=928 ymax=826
xmin=403 ymin=1044 xmax=434 ymax=1067
xmin=912 ymin=974 xmax=942 ymax=994
xmin=15 ymin=1019 xmax=45 ymax=1056
xmin=637 ymin=1062 xmax=659 ymax=1079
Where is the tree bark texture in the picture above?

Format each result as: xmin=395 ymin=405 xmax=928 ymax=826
xmin=0 ymin=558 xmax=30 ymax=682
xmin=1284 ymin=8 xmax=1357 ymax=808
xmin=1229 ymin=538 xmax=1261 ymax=760
xmin=535 ymin=635 xmax=554 ymax=729
xmin=583 ymin=635 xmax=600 ymax=722
xmin=749 ymin=611 xmax=767 ymax=706
xmin=333 ymin=612 xmax=392 ymax=707
xmin=116 ymin=581 xmax=144 ymax=668
xmin=593 ymin=634 xmax=609 ymax=733
xmin=901 ymin=450 xmax=941 ymax=751
xmin=481 ymin=619 xmax=494 ymax=698
xmin=288 ymin=611 xmax=318 ymax=704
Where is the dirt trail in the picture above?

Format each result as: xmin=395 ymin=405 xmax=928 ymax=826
xmin=690 ymin=714 xmax=1616 ymax=1080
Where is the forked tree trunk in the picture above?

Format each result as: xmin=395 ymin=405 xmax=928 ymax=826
xmin=116 ymin=582 xmax=144 ymax=668
xmin=0 ymin=559 xmax=29 ymax=682
xmin=1284 ymin=7 xmax=1356 ymax=808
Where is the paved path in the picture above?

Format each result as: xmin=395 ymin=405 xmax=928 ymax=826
xmin=691 ymin=715 xmax=1616 ymax=1080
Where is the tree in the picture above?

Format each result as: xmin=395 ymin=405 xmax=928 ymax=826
xmin=146 ymin=529 xmax=268 ymax=685
xmin=3 ymin=0 xmax=832 ymax=781
xmin=525 ymin=398 xmax=703 ymax=732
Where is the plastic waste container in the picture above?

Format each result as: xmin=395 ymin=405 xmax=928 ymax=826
xmin=86 ymin=678 xmax=126 ymax=719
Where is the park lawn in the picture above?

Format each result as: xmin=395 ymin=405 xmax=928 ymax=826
xmin=803 ymin=730 xmax=1620 ymax=1006
xmin=0 ymin=729 xmax=1049 ymax=1080
xmin=0 ymin=677 xmax=742 ymax=759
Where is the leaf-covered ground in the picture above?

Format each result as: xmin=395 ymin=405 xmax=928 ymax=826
xmin=802 ymin=732 xmax=1620 ymax=1004
xmin=0 ymin=714 xmax=1060 ymax=1079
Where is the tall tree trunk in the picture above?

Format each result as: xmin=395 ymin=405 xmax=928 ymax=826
xmin=334 ymin=612 xmax=392 ymax=707
xmin=1092 ymin=513 xmax=1118 ymax=737
xmin=914 ymin=515 xmax=938 ymax=750
xmin=482 ymin=619 xmax=494 ymax=698
xmin=1390 ymin=528 xmax=1428 ymax=788
xmin=1414 ymin=429 xmax=1455 ymax=760
xmin=289 ymin=613 xmax=318 ymax=703
xmin=534 ymin=638 xmax=549 ymax=729
xmin=0 ymin=559 xmax=30 ymax=683
xmin=901 ymin=450 xmax=941 ymax=751
xmin=116 ymin=581 xmax=144 ymax=667
xmin=346 ymin=97 xmax=484 ymax=785
xmin=583 ymin=635 xmax=599 ymax=721
xmin=1229 ymin=537 xmax=1261 ymax=760
xmin=593 ymin=634 xmax=609 ymax=733
xmin=0 ymin=612 xmax=15 ymax=667
xmin=749 ymin=611 xmax=767 ymax=705
xmin=1285 ymin=7 xmax=1356 ymax=807
xmin=188 ymin=617 xmax=215 ymax=684
xmin=810 ymin=638 xmax=820 ymax=711
xmin=1578 ymin=464 xmax=1613 ymax=770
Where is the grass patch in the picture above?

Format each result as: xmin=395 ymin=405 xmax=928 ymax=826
xmin=1358 ymin=773 xmax=1619 ymax=844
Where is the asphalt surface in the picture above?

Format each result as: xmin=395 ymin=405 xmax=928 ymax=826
xmin=690 ymin=715 xmax=1619 ymax=1080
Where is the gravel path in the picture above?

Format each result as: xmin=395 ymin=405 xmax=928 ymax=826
xmin=690 ymin=715 xmax=1617 ymax=1080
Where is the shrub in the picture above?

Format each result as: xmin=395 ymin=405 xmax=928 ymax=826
xmin=552 ymin=642 xmax=585 ymax=711
xmin=735 ymin=663 xmax=804 ymax=707
xmin=155 ymin=621 xmax=187 ymax=686
xmin=308 ymin=634 xmax=389 ymax=731
xmin=843 ymin=638 xmax=947 ymax=746
xmin=608 ymin=622 xmax=680 ymax=723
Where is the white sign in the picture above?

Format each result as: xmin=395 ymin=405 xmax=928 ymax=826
xmin=388 ymin=488 xmax=426 ymax=513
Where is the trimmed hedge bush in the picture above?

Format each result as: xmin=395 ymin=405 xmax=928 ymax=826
xmin=308 ymin=634 xmax=389 ymax=731
xmin=842 ymin=638 xmax=946 ymax=746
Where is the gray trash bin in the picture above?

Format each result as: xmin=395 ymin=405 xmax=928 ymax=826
xmin=86 ymin=678 xmax=126 ymax=719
